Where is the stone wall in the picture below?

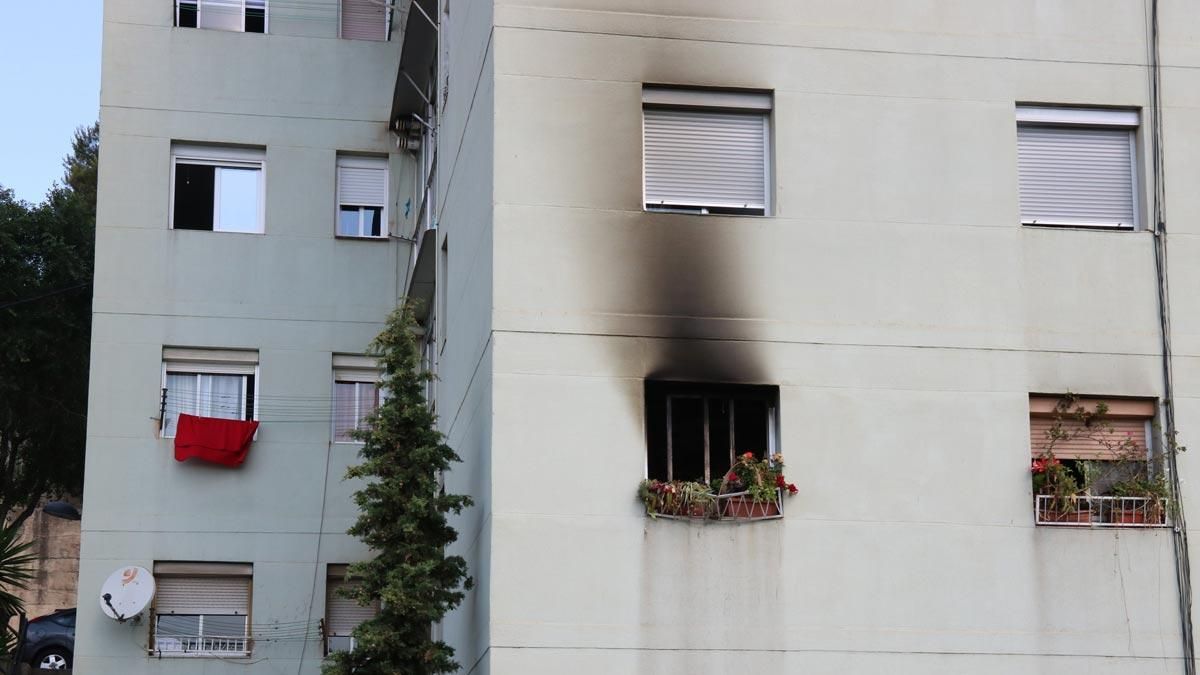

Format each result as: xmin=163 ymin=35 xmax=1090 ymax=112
xmin=16 ymin=507 xmax=80 ymax=619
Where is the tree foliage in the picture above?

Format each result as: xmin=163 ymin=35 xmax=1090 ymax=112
xmin=0 ymin=122 xmax=97 ymax=528
xmin=324 ymin=306 xmax=473 ymax=675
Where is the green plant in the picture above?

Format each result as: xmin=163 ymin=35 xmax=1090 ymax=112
xmin=638 ymin=479 xmax=714 ymax=517
xmin=721 ymin=452 xmax=798 ymax=503
xmin=1111 ymin=474 xmax=1170 ymax=501
xmin=0 ymin=523 xmax=35 ymax=657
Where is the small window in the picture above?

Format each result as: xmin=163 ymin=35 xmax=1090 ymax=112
xmin=172 ymin=145 xmax=265 ymax=233
xmin=325 ymin=565 xmax=379 ymax=655
xmin=1016 ymin=106 xmax=1139 ymax=228
xmin=645 ymin=381 xmax=779 ymax=484
xmin=176 ymin=0 xmax=267 ymax=33
xmin=340 ymin=0 xmax=389 ymax=40
xmin=333 ymin=355 xmax=382 ymax=443
xmin=1030 ymin=395 xmax=1167 ymax=527
xmin=336 ymin=156 xmax=388 ymax=238
xmin=642 ymin=86 xmax=772 ymax=216
xmin=162 ymin=348 xmax=258 ymax=438
xmin=151 ymin=562 xmax=252 ymax=657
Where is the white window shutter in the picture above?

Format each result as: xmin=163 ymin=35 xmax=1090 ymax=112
xmin=341 ymin=0 xmax=387 ymax=40
xmin=326 ymin=579 xmax=379 ymax=635
xmin=338 ymin=163 xmax=387 ymax=208
xmin=643 ymin=109 xmax=768 ymax=211
xmin=155 ymin=577 xmax=250 ymax=616
xmin=1017 ymin=125 xmax=1136 ymax=227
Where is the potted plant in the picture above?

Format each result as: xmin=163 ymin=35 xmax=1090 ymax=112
xmin=637 ymin=479 xmax=716 ymax=518
xmin=720 ymin=452 xmax=797 ymax=519
xmin=1031 ymin=453 xmax=1090 ymax=523
xmin=1110 ymin=474 xmax=1169 ymax=524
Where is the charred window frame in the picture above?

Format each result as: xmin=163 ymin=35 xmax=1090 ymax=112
xmin=645 ymin=382 xmax=779 ymax=484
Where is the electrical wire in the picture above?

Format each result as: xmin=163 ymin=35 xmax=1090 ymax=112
xmin=0 ymin=282 xmax=90 ymax=310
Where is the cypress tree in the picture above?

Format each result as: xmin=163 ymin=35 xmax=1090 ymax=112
xmin=324 ymin=306 xmax=473 ymax=675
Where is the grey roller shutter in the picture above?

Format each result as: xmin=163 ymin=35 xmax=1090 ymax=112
xmin=341 ymin=0 xmax=387 ymax=40
xmin=155 ymin=577 xmax=250 ymax=616
xmin=326 ymin=579 xmax=379 ymax=635
xmin=1017 ymin=125 xmax=1136 ymax=227
xmin=643 ymin=109 xmax=768 ymax=212
xmin=338 ymin=162 xmax=387 ymax=207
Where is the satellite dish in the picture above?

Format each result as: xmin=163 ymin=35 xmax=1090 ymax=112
xmin=99 ymin=566 xmax=155 ymax=621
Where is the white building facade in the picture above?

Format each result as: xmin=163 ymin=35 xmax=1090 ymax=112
xmin=81 ymin=1 xmax=1200 ymax=674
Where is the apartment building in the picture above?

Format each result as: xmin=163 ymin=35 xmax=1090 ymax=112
xmin=80 ymin=0 xmax=1200 ymax=674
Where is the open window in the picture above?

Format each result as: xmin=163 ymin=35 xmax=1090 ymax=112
xmin=332 ymin=355 xmax=383 ymax=443
xmin=642 ymin=86 xmax=772 ymax=216
xmin=1030 ymin=394 xmax=1167 ymax=526
xmin=151 ymin=562 xmax=252 ymax=657
xmin=176 ymin=0 xmax=267 ymax=33
xmin=162 ymin=348 xmax=258 ymax=438
xmin=172 ymin=145 xmax=265 ymax=233
xmin=337 ymin=155 xmax=388 ymax=238
xmin=324 ymin=565 xmax=380 ymax=654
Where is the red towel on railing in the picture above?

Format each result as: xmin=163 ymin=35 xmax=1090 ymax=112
xmin=174 ymin=414 xmax=260 ymax=467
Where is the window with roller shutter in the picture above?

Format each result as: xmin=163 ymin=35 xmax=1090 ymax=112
xmin=642 ymin=86 xmax=772 ymax=216
xmin=151 ymin=562 xmax=252 ymax=657
xmin=341 ymin=0 xmax=390 ymax=40
xmin=1016 ymin=106 xmax=1139 ymax=229
xmin=337 ymin=155 xmax=389 ymax=238
xmin=325 ymin=565 xmax=380 ymax=654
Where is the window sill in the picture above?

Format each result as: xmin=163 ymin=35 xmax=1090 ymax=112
xmin=645 ymin=205 xmax=768 ymax=218
xmin=644 ymin=489 xmax=784 ymax=522
xmin=334 ymin=234 xmax=390 ymax=241
xmin=1035 ymin=495 xmax=1168 ymax=528
xmin=1021 ymin=221 xmax=1137 ymax=232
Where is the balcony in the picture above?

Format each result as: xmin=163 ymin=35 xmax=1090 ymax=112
xmin=640 ymin=486 xmax=784 ymax=522
xmin=152 ymin=635 xmax=251 ymax=657
xmin=1035 ymin=494 xmax=1168 ymax=528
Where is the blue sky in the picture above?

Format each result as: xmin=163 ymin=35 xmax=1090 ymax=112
xmin=0 ymin=0 xmax=103 ymax=204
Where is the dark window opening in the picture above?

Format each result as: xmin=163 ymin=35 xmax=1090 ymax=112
xmin=173 ymin=163 xmax=215 ymax=230
xmin=646 ymin=381 xmax=778 ymax=483
xmin=245 ymin=6 xmax=266 ymax=32
xmin=178 ymin=1 xmax=199 ymax=27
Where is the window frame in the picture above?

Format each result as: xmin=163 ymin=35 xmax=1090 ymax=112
xmin=641 ymin=86 xmax=773 ymax=217
xmin=150 ymin=562 xmax=253 ymax=658
xmin=645 ymin=381 xmax=780 ymax=484
xmin=332 ymin=355 xmax=383 ymax=444
xmin=1015 ymin=105 xmax=1140 ymax=230
xmin=335 ymin=155 xmax=389 ymax=239
xmin=161 ymin=350 xmax=260 ymax=439
xmin=176 ymin=0 xmax=269 ymax=33
xmin=324 ymin=564 xmax=380 ymax=655
xmin=170 ymin=145 xmax=266 ymax=234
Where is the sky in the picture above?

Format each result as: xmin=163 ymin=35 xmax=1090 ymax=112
xmin=0 ymin=0 xmax=103 ymax=204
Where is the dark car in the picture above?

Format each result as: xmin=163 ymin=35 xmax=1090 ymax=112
xmin=19 ymin=607 xmax=74 ymax=670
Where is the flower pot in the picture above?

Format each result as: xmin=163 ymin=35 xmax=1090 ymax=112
xmin=1045 ymin=507 xmax=1091 ymax=524
xmin=724 ymin=495 xmax=779 ymax=519
xmin=686 ymin=502 xmax=710 ymax=518
xmin=1115 ymin=508 xmax=1147 ymax=524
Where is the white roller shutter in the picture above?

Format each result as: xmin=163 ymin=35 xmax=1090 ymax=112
xmin=643 ymin=109 xmax=768 ymax=212
xmin=341 ymin=0 xmax=388 ymax=40
xmin=1017 ymin=125 xmax=1137 ymax=227
xmin=155 ymin=576 xmax=250 ymax=616
xmin=326 ymin=579 xmax=379 ymax=635
xmin=338 ymin=158 xmax=387 ymax=207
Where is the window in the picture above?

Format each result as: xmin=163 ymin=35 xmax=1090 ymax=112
xmin=645 ymin=382 xmax=779 ymax=483
xmin=1030 ymin=395 xmax=1167 ymax=527
xmin=176 ymin=0 xmax=267 ymax=33
xmin=333 ymin=355 xmax=382 ymax=443
xmin=162 ymin=348 xmax=258 ymax=438
xmin=337 ymin=156 xmax=388 ymax=238
xmin=151 ymin=562 xmax=252 ymax=657
xmin=172 ymin=145 xmax=265 ymax=233
xmin=340 ymin=0 xmax=389 ymax=40
xmin=642 ymin=86 xmax=772 ymax=216
xmin=325 ymin=565 xmax=379 ymax=654
xmin=1016 ymin=106 xmax=1139 ymax=228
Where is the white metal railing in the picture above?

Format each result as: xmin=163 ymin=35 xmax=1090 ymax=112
xmin=654 ymin=489 xmax=783 ymax=522
xmin=153 ymin=635 xmax=251 ymax=656
xmin=1035 ymin=494 xmax=1168 ymax=528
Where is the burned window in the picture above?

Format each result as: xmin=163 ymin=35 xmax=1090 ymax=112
xmin=645 ymin=382 xmax=779 ymax=484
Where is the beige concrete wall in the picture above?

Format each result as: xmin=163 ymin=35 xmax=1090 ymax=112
xmin=476 ymin=1 xmax=1200 ymax=673
xmin=15 ymin=509 xmax=80 ymax=621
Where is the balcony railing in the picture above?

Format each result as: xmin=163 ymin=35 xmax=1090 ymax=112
xmin=153 ymin=635 xmax=251 ymax=656
xmin=654 ymin=490 xmax=783 ymax=522
xmin=1035 ymin=494 xmax=1168 ymax=527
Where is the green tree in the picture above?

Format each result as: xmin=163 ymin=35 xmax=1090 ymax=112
xmin=323 ymin=306 xmax=473 ymax=675
xmin=0 ymin=122 xmax=97 ymax=528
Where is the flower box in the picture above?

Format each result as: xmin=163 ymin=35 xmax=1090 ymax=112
xmin=721 ymin=494 xmax=779 ymax=519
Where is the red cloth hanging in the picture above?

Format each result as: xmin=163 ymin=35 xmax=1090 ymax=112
xmin=174 ymin=414 xmax=260 ymax=467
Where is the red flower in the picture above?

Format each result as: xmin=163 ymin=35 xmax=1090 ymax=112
xmin=1031 ymin=459 xmax=1046 ymax=474
xmin=775 ymin=474 xmax=787 ymax=488
xmin=786 ymin=483 xmax=798 ymax=495
xmin=725 ymin=472 xmax=738 ymax=482
xmin=742 ymin=452 xmax=755 ymax=460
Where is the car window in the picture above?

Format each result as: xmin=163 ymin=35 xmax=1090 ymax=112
xmin=52 ymin=612 xmax=76 ymax=627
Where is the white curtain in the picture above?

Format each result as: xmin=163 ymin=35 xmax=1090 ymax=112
xmin=201 ymin=374 xmax=245 ymax=420
xmin=164 ymin=373 xmax=197 ymax=437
